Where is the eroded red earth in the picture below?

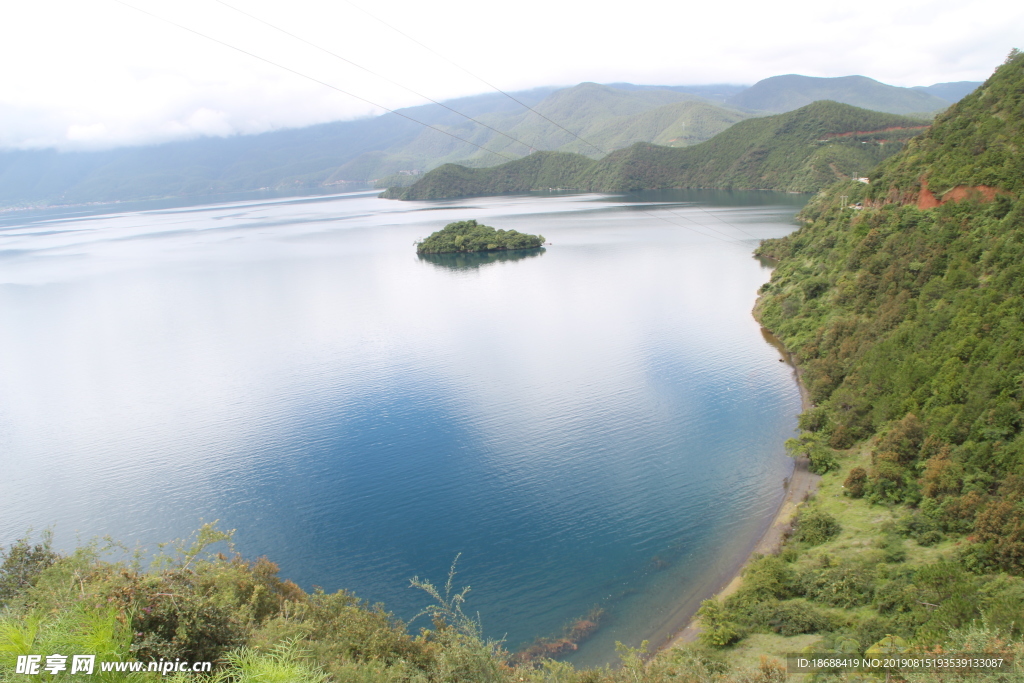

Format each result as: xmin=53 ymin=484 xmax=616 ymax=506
xmin=916 ymin=178 xmax=1008 ymax=209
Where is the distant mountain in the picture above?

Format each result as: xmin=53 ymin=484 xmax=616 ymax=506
xmin=343 ymin=83 xmax=751 ymax=182
xmin=0 ymin=88 xmax=557 ymax=207
xmin=0 ymin=115 xmax=423 ymax=207
xmin=380 ymin=151 xmax=595 ymax=200
xmin=604 ymin=83 xmax=749 ymax=103
xmin=912 ymin=81 xmax=983 ymax=103
xmin=0 ymin=84 xmax=750 ymax=207
xmin=1 ymin=74 xmax=975 ymax=208
xmin=386 ymin=101 xmax=929 ymax=199
xmin=727 ymin=75 xmax=950 ymax=115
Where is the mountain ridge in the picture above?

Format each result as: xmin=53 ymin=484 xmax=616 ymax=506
xmin=727 ymin=74 xmax=952 ymax=114
xmin=0 ymin=74 xmax=981 ymax=208
xmin=386 ymin=101 xmax=930 ymax=199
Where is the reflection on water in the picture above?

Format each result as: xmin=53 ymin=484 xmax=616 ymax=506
xmin=418 ymin=247 xmax=545 ymax=271
xmin=0 ymin=189 xmax=805 ymax=666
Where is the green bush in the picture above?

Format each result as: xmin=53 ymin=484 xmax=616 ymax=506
xmin=876 ymin=535 xmax=907 ymax=563
xmin=843 ymin=467 xmax=868 ymax=498
xmin=978 ymin=574 xmax=1024 ymax=637
xmin=696 ymin=600 xmax=741 ymax=648
xmin=764 ymin=600 xmax=835 ymax=636
xmin=737 ymin=556 xmax=794 ymax=602
xmin=0 ymin=531 xmax=59 ymax=606
xmin=794 ymin=509 xmax=842 ymax=546
xmin=799 ymin=560 xmax=875 ymax=608
xmin=808 ymin=447 xmax=839 ymax=475
xmin=130 ymin=573 xmax=248 ymax=663
xmin=848 ymin=617 xmax=899 ymax=653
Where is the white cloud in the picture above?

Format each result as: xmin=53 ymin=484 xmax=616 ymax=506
xmin=0 ymin=0 xmax=1019 ymax=151
xmin=66 ymin=122 xmax=109 ymax=142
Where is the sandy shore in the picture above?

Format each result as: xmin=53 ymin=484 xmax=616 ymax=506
xmin=658 ymin=326 xmax=819 ymax=651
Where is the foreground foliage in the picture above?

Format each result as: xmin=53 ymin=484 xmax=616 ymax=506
xmin=3 ymin=525 xmax=1020 ymax=683
xmin=0 ymin=528 xmax=1019 ymax=683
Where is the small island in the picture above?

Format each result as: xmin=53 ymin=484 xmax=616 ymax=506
xmin=416 ymin=219 xmax=544 ymax=254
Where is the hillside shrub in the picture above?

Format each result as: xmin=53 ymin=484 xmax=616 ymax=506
xmin=843 ymin=467 xmax=868 ymax=497
xmin=0 ymin=531 xmax=59 ymax=606
xmin=697 ymin=600 xmax=741 ymax=648
xmin=764 ymin=600 xmax=835 ymax=636
xmin=799 ymin=560 xmax=875 ymax=608
xmin=793 ymin=509 xmax=842 ymax=545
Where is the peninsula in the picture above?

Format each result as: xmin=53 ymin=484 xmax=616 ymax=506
xmin=416 ymin=220 xmax=544 ymax=254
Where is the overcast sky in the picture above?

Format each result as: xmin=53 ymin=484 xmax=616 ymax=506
xmin=2 ymin=0 xmax=1020 ymax=151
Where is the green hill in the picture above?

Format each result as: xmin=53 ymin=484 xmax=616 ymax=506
xmin=379 ymin=151 xmax=596 ymax=199
xmin=727 ymin=74 xmax=950 ymax=115
xmin=717 ymin=49 xmax=1024 ymax=655
xmin=354 ymin=84 xmax=752 ymax=181
xmin=389 ymin=102 xmax=929 ymax=199
xmin=581 ymin=101 xmax=927 ymax=192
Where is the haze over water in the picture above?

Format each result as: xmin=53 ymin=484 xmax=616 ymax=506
xmin=0 ymin=190 xmax=805 ymax=665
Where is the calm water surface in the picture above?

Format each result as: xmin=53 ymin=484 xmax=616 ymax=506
xmin=0 ymin=190 xmax=805 ymax=665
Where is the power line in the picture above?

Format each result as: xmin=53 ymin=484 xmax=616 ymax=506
xmin=685 ymin=204 xmax=763 ymax=241
xmin=110 ymin=0 xmax=763 ymax=242
xmin=209 ymin=0 xmax=542 ymax=157
xmin=628 ymin=205 xmax=739 ymax=244
xmin=662 ymin=203 xmax=762 ymax=241
xmin=644 ymin=209 xmax=739 ymax=244
xmin=659 ymin=206 xmax=744 ymax=241
xmin=108 ymin=0 xmax=520 ymax=163
xmin=340 ymin=0 xmax=610 ymax=157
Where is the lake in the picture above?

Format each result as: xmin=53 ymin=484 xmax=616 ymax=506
xmin=0 ymin=189 xmax=805 ymax=666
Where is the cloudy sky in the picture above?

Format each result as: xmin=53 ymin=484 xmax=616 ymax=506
xmin=2 ymin=0 xmax=1019 ymax=151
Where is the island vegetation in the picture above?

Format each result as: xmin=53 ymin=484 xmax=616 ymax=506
xmin=416 ymin=220 xmax=544 ymax=255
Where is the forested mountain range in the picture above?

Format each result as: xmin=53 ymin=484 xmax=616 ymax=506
xmin=349 ymin=83 xmax=752 ymax=179
xmin=0 ymin=75 xmax=979 ymax=208
xmin=385 ymin=102 xmax=929 ymax=198
xmin=725 ymin=74 xmax=965 ymax=115
xmin=912 ymin=80 xmax=984 ymax=103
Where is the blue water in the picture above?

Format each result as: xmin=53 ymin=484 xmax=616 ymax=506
xmin=0 ymin=190 xmax=805 ymax=665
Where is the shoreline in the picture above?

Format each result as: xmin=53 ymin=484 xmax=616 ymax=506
xmin=656 ymin=324 xmax=819 ymax=653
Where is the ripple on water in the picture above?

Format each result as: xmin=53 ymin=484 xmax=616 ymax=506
xmin=0 ymin=190 xmax=803 ymax=665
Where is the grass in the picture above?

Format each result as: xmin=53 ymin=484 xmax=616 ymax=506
xmin=726 ymin=633 xmax=821 ymax=669
xmin=799 ymin=448 xmax=959 ymax=567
